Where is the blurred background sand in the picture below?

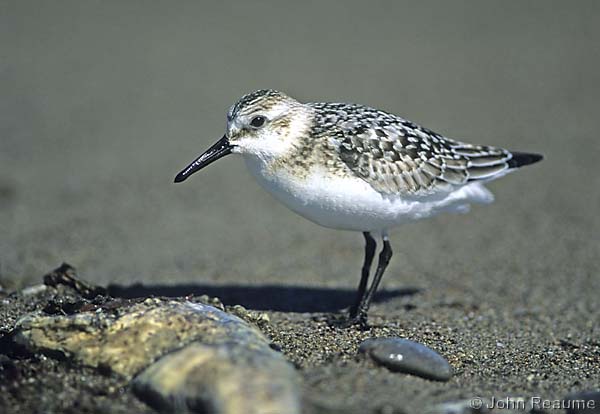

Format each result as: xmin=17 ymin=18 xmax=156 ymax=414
xmin=0 ymin=1 xmax=598 ymax=312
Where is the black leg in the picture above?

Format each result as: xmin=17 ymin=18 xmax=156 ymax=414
xmin=349 ymin=232 xmax=376 ymax=318
xmin=353 ymin=237 xmax=393 ymax=325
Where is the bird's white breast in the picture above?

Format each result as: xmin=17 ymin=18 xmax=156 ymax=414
xmin=242 ymin=155 xmax=494 ymax=233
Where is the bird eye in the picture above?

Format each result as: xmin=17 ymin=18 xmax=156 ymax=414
xmin=250 ymin=115 xmax=266 ymax=128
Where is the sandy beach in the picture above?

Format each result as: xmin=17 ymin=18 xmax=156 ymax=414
xmin=1 ymin=1 xmax=599 ymax=413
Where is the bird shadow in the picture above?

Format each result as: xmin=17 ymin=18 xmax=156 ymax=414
xmin=107 ymin=283 xmax=422 ymax=313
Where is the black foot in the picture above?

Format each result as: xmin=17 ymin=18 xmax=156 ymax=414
xmin=342 ymin=314 xmax=369 ymax=329
xmin=326 ymin=311 xmax=369 ymax=330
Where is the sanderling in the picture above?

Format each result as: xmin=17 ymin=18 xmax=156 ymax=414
xmin=174 ymin=89 xmax=542 ymax=326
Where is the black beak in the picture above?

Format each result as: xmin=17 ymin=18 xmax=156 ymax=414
xmin=174 ymin=135 xmax=233 ymax=183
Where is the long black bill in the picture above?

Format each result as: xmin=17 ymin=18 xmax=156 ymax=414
xmin=174 ymin=135 xmax=233 ymax=183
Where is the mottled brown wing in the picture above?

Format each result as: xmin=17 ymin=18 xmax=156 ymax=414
xmin=337 ymin=117 xmax=513 ymax=196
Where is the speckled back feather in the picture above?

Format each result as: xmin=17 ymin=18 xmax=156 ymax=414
xmin=308 ymin=102 xmax=516 ymax=196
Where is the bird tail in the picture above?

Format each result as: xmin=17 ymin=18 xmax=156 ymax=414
xmin=507 ymin=151 xmax=543 ymax=169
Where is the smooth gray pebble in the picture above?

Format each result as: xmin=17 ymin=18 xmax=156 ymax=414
xmin=564 ymin=391 xmax=600 ymax=414
xmin=359 ymin=337 xmax=453 ymax=381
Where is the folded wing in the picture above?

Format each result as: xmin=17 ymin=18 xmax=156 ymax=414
xmin=333 ymin=106 xmax=540 ymax=196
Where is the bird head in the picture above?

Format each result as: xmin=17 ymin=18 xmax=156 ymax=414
xmin=174 ymin=89 xmax=310 ymax=183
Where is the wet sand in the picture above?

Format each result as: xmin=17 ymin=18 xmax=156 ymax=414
xmin=1 ymin=1 xmax=599 ymax=413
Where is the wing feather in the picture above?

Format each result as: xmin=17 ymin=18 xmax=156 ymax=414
xmin=312 ymin=103 xmax=516 ymax=196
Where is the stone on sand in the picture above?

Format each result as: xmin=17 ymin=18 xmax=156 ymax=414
xmin=359 ymin=337 xmax=453 ymax=381
xmin=133 ymin=342 xmax=299 ymax=414
xmin=12 ymin=298 xmax=301 ymax=413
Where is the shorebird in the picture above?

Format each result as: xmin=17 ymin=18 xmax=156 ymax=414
xmin=174 ymin=89 xmax=542 ymax=326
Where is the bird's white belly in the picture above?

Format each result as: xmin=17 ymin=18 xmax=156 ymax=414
xmin=243 ymin=156 xmax=493 ymax=232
